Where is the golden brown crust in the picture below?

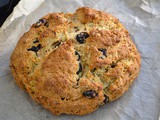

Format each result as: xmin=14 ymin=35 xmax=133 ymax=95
xmin=10 ymin=7 xmax=141 ymax=115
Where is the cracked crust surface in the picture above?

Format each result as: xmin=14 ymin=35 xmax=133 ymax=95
xmin=10 ymin=7 xmax=141 ymax=115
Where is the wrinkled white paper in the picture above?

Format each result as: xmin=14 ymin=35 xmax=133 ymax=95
xmin=0 ymin=0 xmax=44 ymax=31
xmin=0 ymin=0 xmax=160 ymax=120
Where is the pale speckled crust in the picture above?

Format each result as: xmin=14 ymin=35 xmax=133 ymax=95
xmin=10 ymin=7 xmax=141 ymax=115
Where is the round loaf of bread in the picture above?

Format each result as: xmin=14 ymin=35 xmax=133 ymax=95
xmin=10 ymin=7 xmax=141 ymax=115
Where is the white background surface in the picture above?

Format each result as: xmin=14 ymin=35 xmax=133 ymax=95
xmin=0 ymin=0 xmax=160 ymax=120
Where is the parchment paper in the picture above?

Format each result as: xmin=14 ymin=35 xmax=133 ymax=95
xmin=0 ymin=0 xmax=160 ymax=120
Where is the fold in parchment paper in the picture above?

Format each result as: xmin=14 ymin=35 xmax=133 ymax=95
xmin=0 ymin=0 xmax=160 ymax=120
xmin=0 ymin=0 xmax=44 ymax=31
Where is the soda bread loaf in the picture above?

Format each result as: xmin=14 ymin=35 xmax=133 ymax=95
xmin=10 ymin=7 xmax=141 ymax=115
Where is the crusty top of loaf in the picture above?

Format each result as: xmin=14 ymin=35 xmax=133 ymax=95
xmin=10 ymin=7 xmax=141 ymax=115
